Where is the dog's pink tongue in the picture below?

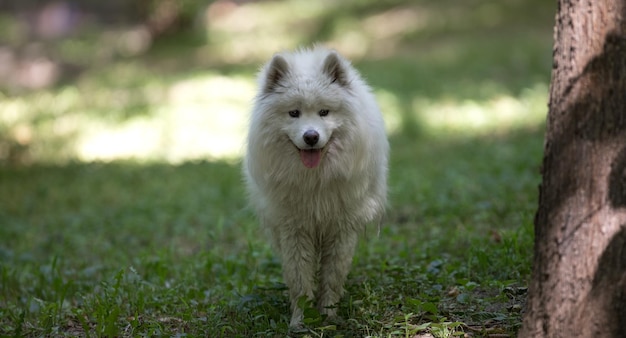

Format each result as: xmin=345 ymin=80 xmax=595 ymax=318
xmin=300 ymin=149 xmax=322 ymax=168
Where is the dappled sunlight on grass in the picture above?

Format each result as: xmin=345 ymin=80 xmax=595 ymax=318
xmin=376 ymin=84 xmax=548 ymax=138
xmin=412 ymin=83 xmax=548 ymax=135
xmin=0 ymin=71 xmax=256 ymax=163
xmin=77 ymin=74 xmax=255 ymax=162
xmin=0 ymin=74 xmax=547 ymax=163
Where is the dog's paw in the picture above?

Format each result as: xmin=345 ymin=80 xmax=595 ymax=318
xmin=288 ymin=322 xmax=308 ymax=334
xmin=323 ymin=314 xmax=345 ymax=327
xmin=288 ymin=311 xmax=307 ymax=334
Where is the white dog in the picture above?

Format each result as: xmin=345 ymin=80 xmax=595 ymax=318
xmin=243 ymin=47 xmax=388 ymax=329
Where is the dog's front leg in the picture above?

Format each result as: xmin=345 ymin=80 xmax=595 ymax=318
xmin=316 ymin=229 xmax=358 ymax=319
xmin=279 ymin=229 xmax=317 ymax=329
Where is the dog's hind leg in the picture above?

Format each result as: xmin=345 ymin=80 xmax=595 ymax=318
xmin=279 ymin=228 xmax=317 ymax=329
xmin=316 ymin=229 xmax=358 ymax=319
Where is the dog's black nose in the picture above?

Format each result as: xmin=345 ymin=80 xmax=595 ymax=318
xmin=303 ymin=130 xmax=319 ymax=146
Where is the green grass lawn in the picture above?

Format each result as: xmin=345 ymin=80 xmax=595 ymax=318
xmin=0 ymin=0 xmax=554 ymax=336
xmin=0 ymin=130 xmax=543 ymax=337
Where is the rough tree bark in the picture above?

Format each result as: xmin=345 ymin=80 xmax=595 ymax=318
xmin=519 ymin=0 xmax=626 ymax=337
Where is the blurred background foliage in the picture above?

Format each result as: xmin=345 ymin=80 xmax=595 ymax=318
xmin=0 ymin=0 xmax=555 ymax=165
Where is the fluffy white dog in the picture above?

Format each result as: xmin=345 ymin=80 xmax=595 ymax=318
xmin=243 ymin=47 xmax=388 ymax=329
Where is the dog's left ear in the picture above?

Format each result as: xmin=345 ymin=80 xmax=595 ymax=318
xmin=322 ymin=52 xmax=349 ymax=87
xmin=263 ymin=55 xmax=289 ymax=94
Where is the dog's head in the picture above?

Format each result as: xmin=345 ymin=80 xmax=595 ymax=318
xmin=258 ymin=49 xmax=353 ymax=169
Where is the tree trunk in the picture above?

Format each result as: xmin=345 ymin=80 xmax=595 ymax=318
xmin=519 ymin=0 xmax=626 ymax=337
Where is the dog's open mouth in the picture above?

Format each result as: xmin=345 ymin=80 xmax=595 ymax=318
xmin=292 ymin=137 xmax=332 ymax=169
xmin=299 ymin=148 xmax=323 ymax=168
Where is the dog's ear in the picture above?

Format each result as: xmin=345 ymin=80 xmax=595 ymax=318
xmin=322 ymin=52 xmax=349 ymax=87
xmin=263 ymin=55 xmax=289 ymax=94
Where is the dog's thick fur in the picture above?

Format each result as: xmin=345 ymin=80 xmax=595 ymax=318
xmin=243 ymin=47 xmax=388 ymax=329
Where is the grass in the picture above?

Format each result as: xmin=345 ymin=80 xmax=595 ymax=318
xmin=0 ymin=0 xmax=554 ymax=336
xmin=0 ymin=129 xmax=542 ymax=337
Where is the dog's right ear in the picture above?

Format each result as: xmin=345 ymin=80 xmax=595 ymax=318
xmin=322 ymin=52 xmax=349 ymax=88
xmin=263 ymin=55 xmax=289 ymax=94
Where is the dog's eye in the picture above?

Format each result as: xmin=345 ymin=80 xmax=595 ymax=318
xmin=319 ymin=109 xmax=329 ymax=117
xmin=288 ymin=110 xmax=300 ymax=118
